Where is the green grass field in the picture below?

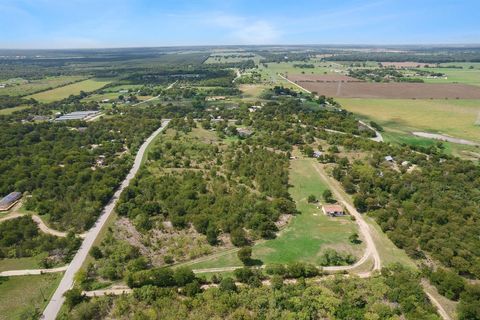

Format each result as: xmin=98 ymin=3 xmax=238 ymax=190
xmin=0 ymin=254 xmax=47 ymax=272
xmin=187 ymin=158 xmax=363 ymax=270
xmin=28 ymin=79 xmax=111 ymax=103
xmin=0 ymin=76 xmax=86 ymax=96
xmin=418 ymin=64 xmax=480 ymax=86
xmin=0 ymin=105 xmax=30 ymax=115
xmin=338 ymin=98 xmax=480 ymax=142
xmin=0 ymin=273 xmax=62 ymax=320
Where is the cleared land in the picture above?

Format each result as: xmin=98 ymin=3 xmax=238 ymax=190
xmin=291 ymin=81 xmax=480 ymax=99
xmin=0 ymin=76 xmax=86 ymax=96
xmin=337 ymin=98 xmax=480 ymax=142
xmin=0 ymin=105 xmax=30 ymax=115
xmin=186 ymin=158 xmax=363 ymax=269
xmin=0 ymin=273 xmax=62 ymax=320
xmin=28 ymin=79 xmax=111 ymax=102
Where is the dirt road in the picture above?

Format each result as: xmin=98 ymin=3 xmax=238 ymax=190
xmin=132 ymin=81 xmax=177 ymax=106
xmin=41 ymin=120 xmax=170 ymax=320
xmin=0 ymin=265 xmax=68 ymax=277
xmin=311 ymin=162 xmax=381 ymax=273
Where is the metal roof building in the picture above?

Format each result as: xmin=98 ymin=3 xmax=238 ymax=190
xmin=0 ymin=192 xmax=22 ymax=211
xmin=55 ymin=111 xmax=100 ymax=122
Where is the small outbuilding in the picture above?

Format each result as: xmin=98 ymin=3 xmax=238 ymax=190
xmin=0 ymin=192 xmax=22 ymax=211
xmin=384 ymin=155 xmax=394 ymax=162
xmin=322 ymin=204 xmax=345 ymax=217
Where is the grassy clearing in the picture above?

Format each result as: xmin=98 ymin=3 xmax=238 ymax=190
xmin=419 ymin=66 xmax=480 ymax=86
xmin=188 ymin=158 xmax=363 ymax=269
xmin=0 ymin=76 xmax=86 ymax=96
xmin=364 ymin=216 xmax=417 ymax=269
xmin=0 ymin=273 xmax=62 ymax=320
xmin=0 ymin=254 xmax=47 ymax=272
xmin=338 ymin=98 xmax=480 ymax=142
xmin=0 ymin=105 xmax=31 ymax=115
xmin=28 ymin=79 xmax=111 ymax=103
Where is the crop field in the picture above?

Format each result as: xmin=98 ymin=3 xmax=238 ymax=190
xmin=338 ymin=98 xmax=480 ymax=142
xmin=27 ymin=78 xmax=111 ymax=102
xmin=0 ymin=273 xmax=62 ymax=320
xmin=0 ymin=76 xmax=86 ymax=96
xmin=187 ymin=158 xmax=363 ymax=269
xmin=293 ymin=80 xmax=480 ymax=99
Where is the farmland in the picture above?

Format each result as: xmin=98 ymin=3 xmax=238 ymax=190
xmin=290 ymin=81 xmax=480 ymax=99
xmin=0 ymin=76 xmax=86 ymax=96
xmin=27 ymin=78 xmax=111 ymax=102
xmin=337 ymin=98 xmax=480 ymax=142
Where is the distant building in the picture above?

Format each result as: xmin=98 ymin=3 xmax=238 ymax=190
xmin=55 ymin=111 xmax=100 ymax=122
xmin=313 ymin=151 xmax=323 ymax=158
xmin=0 ymin=192 xmax=22 ymax=211
xmin=237 ymin=127 xmax=254 ymax=138
xmin=384 ymin=155 xmax=394 ymax=162
xmin=248 ymin=105 xmax=262 ymax=112
xmin=322 ymin=204 xmax=345 ymax=217
xmin=205 ymin=96 xmax=226 ymax=101
xmin=0 ymin=84 xmax=6 ymax=88
xmin=101 ymin=99 xmax=111 ymax=103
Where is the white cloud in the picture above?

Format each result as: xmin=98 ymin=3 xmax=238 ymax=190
xmin=207 ymin=13 xmax=280 ymax=44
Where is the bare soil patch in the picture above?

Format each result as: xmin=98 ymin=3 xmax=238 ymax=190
xmin=291 ymin=80 xmax=480 ymax=99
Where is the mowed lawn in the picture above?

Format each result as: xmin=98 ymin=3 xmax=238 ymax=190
xmin=28 ymin=79 xmax=111 ymax=103
xmin=0 ymin=254 xmax=47 ymax=272
xmin=338 ymin=98 xmax=480 ymax=142
xmin=0 ymin=273 xmax=62 ymax=320
xmin=188 ymin=158 xmax=363 ymax=269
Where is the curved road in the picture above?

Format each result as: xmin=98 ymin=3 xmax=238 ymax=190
xmin=41 ymin=120 xmax=170 ymax=320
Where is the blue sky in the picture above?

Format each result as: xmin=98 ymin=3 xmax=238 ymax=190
xmin=1 ymin=0 xmax=479 ymax=48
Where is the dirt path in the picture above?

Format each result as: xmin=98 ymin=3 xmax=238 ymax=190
xmin=412 ymin=131 xmax=479 ymax=146
xmin=132 ymin=81 xmax=177 ymax=106
xmin=312 ymin=162 xmax=381 ymax=273
xmin=0 ymin=265 xmax=68 ymax=277
xmin=0 ymin=211 xmax=86 ymax=239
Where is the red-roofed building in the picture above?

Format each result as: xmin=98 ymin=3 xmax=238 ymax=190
xmin=322 ymin=204 xmax=345 ymax=217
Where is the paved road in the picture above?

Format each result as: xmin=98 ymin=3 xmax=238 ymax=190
xmin=41 ymin=120 xmax=170 ymax=320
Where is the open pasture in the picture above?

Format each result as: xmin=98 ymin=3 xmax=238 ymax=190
xmin=0 ymin=273 xmax=62 ymax=320
xmin=337 ymin=98 xmax=480 ymax=142
xmin=28 ymin=79 xmax=111 ymax=102
xmin=0 ymin=76 xmax=86 ymax=96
